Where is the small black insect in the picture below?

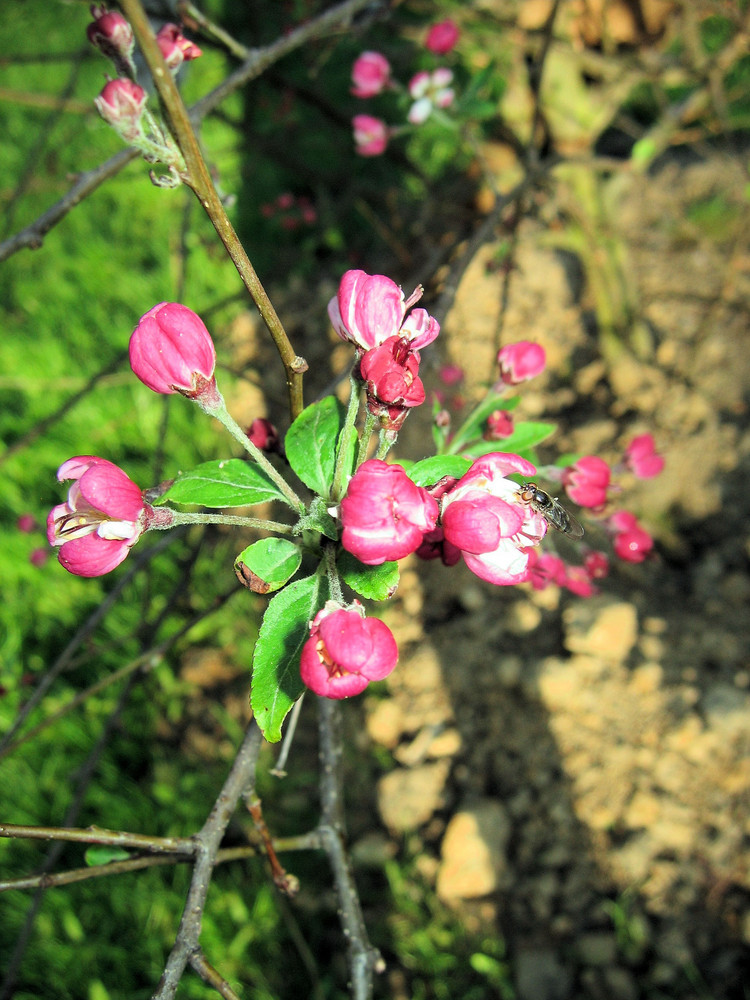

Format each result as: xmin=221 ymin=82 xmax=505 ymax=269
xmin=517 ymin=482 xmax=584 ymax=539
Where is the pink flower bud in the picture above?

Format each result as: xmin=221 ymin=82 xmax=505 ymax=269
xmin=415 ymin=526 xmax=462 ymax=566
xmin=340 ymin=460 xmax=439 ymax=565
xmin=156 ymin=23 xmax=203 ymax=71
xmin=328 ymin=269 xmax=439 ymax=353
xmin=300 ymin=601 xmax=398 ymax=698
xmin=47 ymin=456 xmax=154 ymax=576
xmin=439 ymin=364 xmax=463 ymax=386
xmin=528 ymin=551 xmax=566 ymax=589
xmin=87 ymin=5 xmax=135 ymax=64
xmin=562 ymin=565 xmax=596 ymax=597
xmin=353 ymin=115 xmax=390 ymax=157
xmin=484 ymin=409 xmax=514 ymax=440
xmin=440 ymin=452 xmax=545 ymax=585
xmin=609 ymin=511 xmax=654 ymax=563
xmin=30 ymin=548 xmax=49 ymax=568
xmin=584 ymin=550 xmax=610 ymax=579
xmin=247 ymin=418 xmax=281 ymax=453
xmin=425 ymin=19 xmax=460 ymax=55
xmin=129 ymin=302 xmax=218 ymax=405
xmin=562 ymin=456 xmax=611 ymax=509
xmin=18 ymin=514 xmax=36 ymax=533
xmin=624 ymin=434 xmax=665 ymax=479
xmin=351 ymin=51 xmax=391 ymax=98
xmin=94 ymin=78 xmax=147 ymax=142
xmin=497 ymin=341 xmax=546 ymax=385
xmin=360 ymin=336 xmax=425 ymax=411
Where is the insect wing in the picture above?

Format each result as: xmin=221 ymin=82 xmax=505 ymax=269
xmin=545 ymin=500 xmax=584 ymax=538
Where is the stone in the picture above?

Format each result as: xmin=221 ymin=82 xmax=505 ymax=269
xmin=436 ymin=800 xmax=511 ymax=900
xmin=377 ymin=760 xmax=450 ymax=833
xmin=563 ymin=601 xmax=638 ymax=664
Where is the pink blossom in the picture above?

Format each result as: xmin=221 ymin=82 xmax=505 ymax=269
xmin=439 ymin=364 xmax=463 ymax=386
xmin=415 ymin=526 xmax=461 ymax=566
xmin=30 ymin=548 xmax=49 ymax=568
xmin=87 ymin=5 xmax=134 ymax=66
xmin=353 ymin=114 xmax=390 ymax=156
xmin=94 ymin=79 xmax=147 ymax=142
xmin=584 ymin=550 xmax=610 ymax=579
xmin=527 ymin=550 xmax=566 ymax=589
xmin=484 ymin=409 xmax=514 ymax=440
xmin=328 ymin=269 xmax=439 ymax=353
xmin=360 ymin=336 xmax=425 ymax=430
xmin=300 ymin=601 xmax=398 ymax=698
xmin=18 ymin=514 xmax=36 ymax=533
xmin=47 ymin=457 xmax=156 ymax=577
xmin=130 ymin=302 xmax=220 ymax=407
xmin=562 ymin=456 xmax=611 ymax=508
xmin=624 ymin=434 xmax=665 ymax=479
xmin=156 ymin=23 xmax=203 ymax=71
xmin=562 ymin=565 xmax=596 ymax=597
xmin=440 ymin=453 xmax=546 ymax=585
xmin=497 ymin=341 xmax=546 ymax=385
xmin=340 ymin=459 xmax=439 ymax=565
xmin=351 ymin=51 xmax=391 ymax=98
xmin=425 ymin=19 xmax=460 ymax=55
xmin=609 ymin=511 xmax=654 ymax=563
xmin=408 ymin=68 xmax=455 ymax=124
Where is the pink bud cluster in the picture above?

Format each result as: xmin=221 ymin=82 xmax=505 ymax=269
xmin=87 ymin=6 xmax=202 ymax=143
xmin=48 ymin=303 xmax=220 ymax=576
xmin=329 ymin=269 xmax=439 ymax=434
xmin=349 ymin=18 xmax=460 ymax=156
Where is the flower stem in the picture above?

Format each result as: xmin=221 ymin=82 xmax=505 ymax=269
xmin=160 ymin=511 xmax=294 ymax=533
xmin=331 ymin=373 xmax=362 ymax=502
xmin=209 ymin=398 xmax=305 ymax=512
xmin=355 ymin=411 xmax=377 ymax=469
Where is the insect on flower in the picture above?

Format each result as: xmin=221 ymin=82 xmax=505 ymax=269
xmin=517 ymin=482 xmax=584 ymax=539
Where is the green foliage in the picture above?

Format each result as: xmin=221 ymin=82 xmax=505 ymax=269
xmin=285 ymin=396 xmax=346 ymax=499
xmin=250 ymin=574 xmax=330 ymax=741
xmin=156 ymin=458 xmax=288 ymax=507
xmin=235 ymin=537 xmax=302 ymax=593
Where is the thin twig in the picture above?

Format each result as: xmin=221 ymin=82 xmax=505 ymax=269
xmin=317 ymin=697 xmax=384 ymax=1000
xmin=152 ymin=719 xmax=264 ymax=1000
xmin=189 ymin=951 xmax=243 ymax=1000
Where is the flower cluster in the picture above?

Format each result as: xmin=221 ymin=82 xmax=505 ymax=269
xmin=45 ymin=264 xmax=664 ymax=713
xmin=349 ymin=19 xmax=460 ymax=156
xmin=328 ymin=269 xmax=439 ymax=435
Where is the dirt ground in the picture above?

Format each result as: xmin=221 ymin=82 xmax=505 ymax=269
xmin=359 ymin=149 xmax=750 ymax=999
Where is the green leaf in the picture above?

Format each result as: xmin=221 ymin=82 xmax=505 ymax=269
xmin=235 ymin=538 xmax=302 ymax=593
xmin=338 ymin=550 xmax=399 ymax=601
xmin=251 ymin=574 xmax=329 ymax=742
xmin=406 ymin=455 xmax=471 ymax=488
xmin=459 ymin=421 xmax=557 ymax=460
xmin=448 ymin=394 xmax=520 ymax=454
xmin=84 ymin=846 xmax=132 ymax=866
xmin=285 ymin=396 xmax=345 ymax=498
xmin=155 ymin=459 xmax=287 ymax=507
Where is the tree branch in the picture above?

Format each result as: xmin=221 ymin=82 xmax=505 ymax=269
xmin=152 ymin=719 xmax=264 ymax=1000
xmin=317 ymin=697 xmax=384 ymax=1000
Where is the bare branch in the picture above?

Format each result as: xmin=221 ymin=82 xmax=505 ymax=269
xmin=152 ymin=719 xmax=264 ymax=1000
xmin=189 ymin=951 xmax=243 ymax=1000
xmin=317 ymin=697 xmax=384 ymax=1000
